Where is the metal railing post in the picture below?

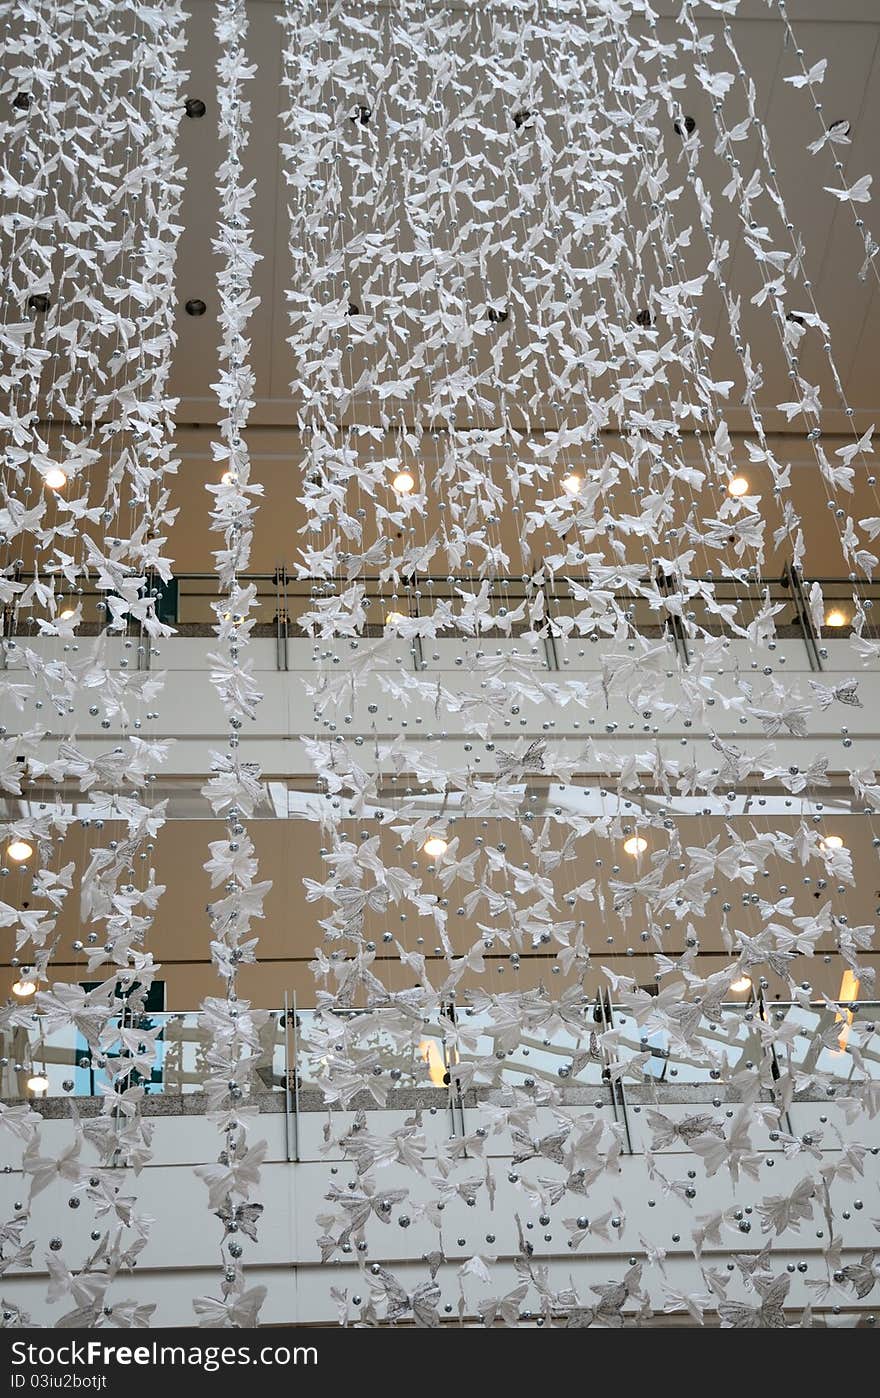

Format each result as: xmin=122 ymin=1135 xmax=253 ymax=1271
xmin=282 ymin=994 xmax=293 ymax=1162
xmin=655 ymin=566 xmax=690 ymax=667
xmin=291 ymin=992 xmax=301 ymax=1161
xmin=274 ymin=566 xmax=289 ymax=672
xmin=603 ymin=990 xmax=634 ymax=1153
xmin=782 ymin=561 xmax=823 ymax=671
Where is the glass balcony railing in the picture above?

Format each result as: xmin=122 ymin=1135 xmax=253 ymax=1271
xmin=3 ymin=568 xmax=878 ymax=659
xmin=4 ymin=1000 xmax=876 ymax=1110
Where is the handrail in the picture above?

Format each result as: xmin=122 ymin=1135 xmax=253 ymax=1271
xmin=3 ymin=1000 xmax=876 ymax=1110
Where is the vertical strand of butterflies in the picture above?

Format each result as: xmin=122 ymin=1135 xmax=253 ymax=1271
xmin=716 ymin=19 xmax=880 ymax=629
xmin=193 ymin=0 xmax=270 ymax=1331
xmin=770 ymin=0 xmax=880 ymax=288
xmin=0 ymin=0 xmax=187 ymax=1327
xmin=272 ymin=0 xmax=880 ymax=1328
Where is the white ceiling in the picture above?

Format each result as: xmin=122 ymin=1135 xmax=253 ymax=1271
xmin=170 ymin=0 xmax=880 ymax=431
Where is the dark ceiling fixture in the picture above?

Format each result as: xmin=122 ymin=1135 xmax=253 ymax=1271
xmin=12 ymin=92 xmax=31 ymax=112
xmin=27 ymin=293 xmax=51 ymax=314
xmin=487 ymin=306 xmax=509 ymax=324
xmin=184 ymin=97 xmax=206 ymax=118
xmin=184 ymin=298 xmax=207 ymax=316
xmin=350 ymin=105 xmax=371 ymax=126
xmin=635 ymin=307 xmax=655 ymax=329
xmin=346 ymin=301 xmax=361 ymax=316
xmin=512 ymin=108 xmax=533 ymax=130
xmin=673 ymin=114 xmax=696 ymax=137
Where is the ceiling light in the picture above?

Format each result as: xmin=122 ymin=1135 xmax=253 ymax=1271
xmin=824 ymin=609 xmax=848 ymax=628
xmin=727 ymin=475 xmax=749 ymax=497
xmin=674 ymin=114 xmax=696 ymax=136
xmin=385 ymin=610 xmax=406 ymax=626
xmin=731 ymin=975 xmax=752 ymax=994
xmin=423 ymin=836 xmax=448 ymax=859
xmin=44 ymin=467 xmax=67 ymax=490
xmin=820 ymin=834 xmax=844 ymax=851
xmin=392 ymin=471 xmax=415 ymax=494
xmin=623 ymin=836 xmax=647 ymax=856
xmin=561 ymin=473 xmax=581 ymax=495
xmin=184 ymin=97 xmax=206 ymax=118
xmin=12 ymin=978 xmax=35 ymax=998
xmin=185 ymin=298 xmax=206 ymax=316
xmin=59 ymin=607 xmax=76 ymax=621
xmin=26 ymin=1074 xmax=49 ymax=1095
xmin=28 ymin=293 xmax=51 ymax=314
xmin=7 ymin=840 xmax=33 ymax=863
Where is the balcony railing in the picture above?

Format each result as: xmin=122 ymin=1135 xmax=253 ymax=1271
xmin=2 ymin=566 xmax=878 ymax=672
xmin=3 ymin=997 xmax=877 ymax=1160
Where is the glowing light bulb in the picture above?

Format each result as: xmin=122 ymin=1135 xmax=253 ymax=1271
xmin=561 ymin=473 xmax=581 ymax=495
xmin=221 ymin=470 xmax=237 ymax=486
xmin=820 ymin=834 xmax=844 ymax=851
xmin=44 ymin=467 xmax=67 ymax=490
xmin=727 ymin=475 xmax=749 ymax=497
xmin=26 ymin=1074 xmax=49 ymax=1095
xmin=385 ymin=610 xmax=406 ymax=626
xmin=623 ymin=836 xmax=647 ymax=856
xmin=12 ymin=978 xmax=35 ymax=998
xmin=731 ymin=975 xmax=752 ymax=994
xmin=7 ymin=840 xmax=32 ymax=863
xmin=824 ymin=609 xmax=847 ymax=628
xmin=418 ymin=1038 xmax=447 ymax=1088
xmin=59 ymin=608 xmax=75 ymax=621
xmin=392 ymin=471 xmax=415 ymax=494
xmin=423 ymin=836 xmax=448 ymax=859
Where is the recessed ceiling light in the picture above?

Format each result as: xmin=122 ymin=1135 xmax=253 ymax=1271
xmin=635 ymin=307 xmax=654 ymax=328
xmin=561 ymin=473 xmax=581 ymax=495
xmin=385 ymin=610 xmax=406 ymax=626
xmin=26 ymin=1074 xmax=49 ymax=1095
xmin=12 ymin=92 xmax=31 ymax=112
xmin=27 ymin=293 xmax=51 ymax=314
xmin=44 ymin=467 xmax=67 ymax=490
xmin=487 ymin=305 xmax=509 ymax=324
xmin=346 ymin=301 xmax=360 ymax=316
xmin=59 ymin=607 xmax=75 ymax=621
xmin=423 ymin=836 xmax=448 ymax=859
xmin=731 ymin=975 xmax=752 ymax=994
xmin=392 ymin=471 xmax=415 ymax=494
xmin=674 ymin=114 xmax=696 ymax=136
xmin=12 ymin=978 xmax=35 ymax=998
xmin=512 ymin=108 xmax=533 ymax=129
xmin=820 ymin=834 xmax=844 ymax=850
xmin=623 ymin=836 xmax=647 ymax=856
xmin=824 ymin=609 xmax=848 ymax=628
xmin=727 ymin=475 xmax=750 ymax=496
xmin=184 ymin=97 xmax=206 ymax=118
xmin=7 ymin=839 xmax=33 ymax=863
xmin=185 ymin=298 xmax=207 ymax=317
xmin=350 ymin=104 xmax=371 ymax=125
